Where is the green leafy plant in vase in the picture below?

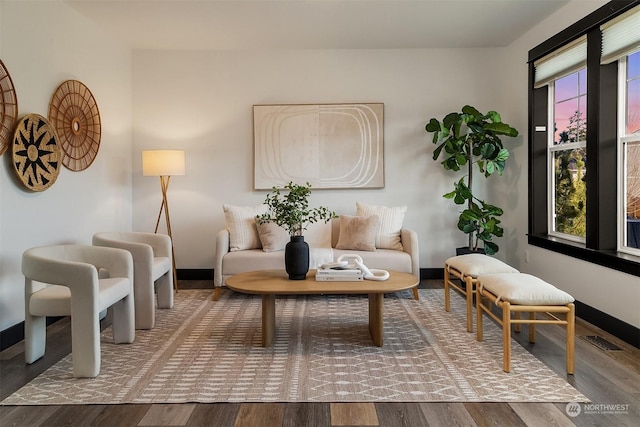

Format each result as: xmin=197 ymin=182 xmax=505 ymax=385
xmin=425 ymin=105 xmax=518 ymax=255
xmin=256 ymin=181 xmax=336 ymax=279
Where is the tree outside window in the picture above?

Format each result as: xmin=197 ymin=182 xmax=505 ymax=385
xmin=552 ymin=69 xmax=587 ymax=239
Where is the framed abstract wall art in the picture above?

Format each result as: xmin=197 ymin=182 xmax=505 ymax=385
xmin=253 ymin=103 xmax=384 ymax=190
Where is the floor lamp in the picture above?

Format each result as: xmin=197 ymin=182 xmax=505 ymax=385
xmin=142 ymin=150 xmax=185 ymax=292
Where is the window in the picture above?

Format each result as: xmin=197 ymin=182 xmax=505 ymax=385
xmin=550 ymin=69 xmax=587 ymax=241
xmin=528 ymin=1 xmax=640 ymax=277
xmin=620 ymin=50 xmax=640 ymax=253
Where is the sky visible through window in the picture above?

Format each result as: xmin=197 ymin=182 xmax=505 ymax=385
xmin=628 ymin=51 xmax=640 ymax=135
xmin=554 ymin=69 xmax=587 ymax=144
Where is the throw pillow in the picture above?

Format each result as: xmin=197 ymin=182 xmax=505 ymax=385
xmin=335 ymin=215 xmax=379 ymax=252
xmin=223 ymin=204 xmax=268 ymax=251
xmin=256 ymin=221 xmax=289 ymax=252
xmin=356 ymin=202 xmax=407 ymax=250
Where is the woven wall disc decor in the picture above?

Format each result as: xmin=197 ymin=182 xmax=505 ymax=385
xmin=12 ymin=114 xmax=61 ymax=192
xmin=1 ymin=60 xmax=19 ymax=156
xmin=48 ymin=79 xmax=101 ymax=171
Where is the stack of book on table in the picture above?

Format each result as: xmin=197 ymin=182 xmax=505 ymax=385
xmin=315 ymin=267 xmax=363 ymax=281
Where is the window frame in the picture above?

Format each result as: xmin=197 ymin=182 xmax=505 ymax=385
xmin=620 ymin=136 xmax=640 ymax=255
xmin=528 ymin=0 xmax=640 ymax=278
xmin=618 ymin=53 xmax=640 ymax=256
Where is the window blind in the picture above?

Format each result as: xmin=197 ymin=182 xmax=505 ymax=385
xmin=601 ymin=6 xmax=640 ymax=65
xmin=534 ymin=36 xmax=587 ymax=88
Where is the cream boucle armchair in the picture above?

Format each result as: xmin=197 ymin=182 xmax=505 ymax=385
xmin=22 ymin=244 xmax=135 ymax=378
xmin=93 ymin=232 xmax=174 ymax=329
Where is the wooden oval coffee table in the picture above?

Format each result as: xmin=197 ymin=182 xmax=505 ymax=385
xmin=226 ymin=269 xmax=419 ymax=347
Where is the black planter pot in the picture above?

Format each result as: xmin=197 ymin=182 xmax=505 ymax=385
xmin=285 ymin=236 xmax=309 ymax=280
xmin=456 ymin=246 xmax=486 ymax=256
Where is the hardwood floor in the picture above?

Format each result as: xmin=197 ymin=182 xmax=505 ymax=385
xmin=1 ymin=279 xmax=638 ymax=426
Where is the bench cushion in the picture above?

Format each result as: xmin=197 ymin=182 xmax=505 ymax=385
xmin=478 ymin=273 xmax=574 ymax=305
xmin=446 ymin=254 xmax=518 ymax=277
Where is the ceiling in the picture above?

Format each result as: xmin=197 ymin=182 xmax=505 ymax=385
xmin=66 ymin=0 xmax=572 ymax=51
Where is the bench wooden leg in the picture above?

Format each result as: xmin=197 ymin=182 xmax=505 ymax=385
xmin=514 ymin=312 xmax=521 ymax=333
xmin=503 ymin=301 xmax=511 ymax=373
xmin=529 ymin=312 xmax=536 ymax=343
xmin=567 ymin=303 xmax=575 ymax=375
xmin=412 ymin=286 xmax=419 ymax=300
xmin=476 ymin=287 xmax=483 ymax=342
xmin=464 ymin=276 xmax=474 ymax=333
xmin=444 ymin=265 xmax=451 ymax=312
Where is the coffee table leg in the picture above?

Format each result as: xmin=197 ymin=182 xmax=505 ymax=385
xmin=262 ymin=294 xmax=276 ymax=346
xmin=368 ymin=293 xmax=384 ymax=346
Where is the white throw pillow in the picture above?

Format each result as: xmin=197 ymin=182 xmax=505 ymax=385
xmin=356 ymin=202 xmax=407 ymax=250
xmin=223 ymin=204 xmax=268 ymax=251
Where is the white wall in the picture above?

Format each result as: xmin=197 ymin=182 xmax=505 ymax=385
xmin=0 ymin=1 xmax=133 ymax=330
xmin=494 ymin=0 xmax=640 ymax=329
xmin=131 ymin=48 xmax=504 ymax=270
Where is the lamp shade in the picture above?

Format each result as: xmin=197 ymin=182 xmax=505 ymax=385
xmin=142 ymin=150 xmax=185 ymax=176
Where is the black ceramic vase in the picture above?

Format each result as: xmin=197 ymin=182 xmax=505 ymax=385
xmin=285 ymin=236 xmax=309 ymax=280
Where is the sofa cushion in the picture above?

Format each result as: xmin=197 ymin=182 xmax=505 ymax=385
xmin=222 ymin=247 xmax=334 ymax=274
xmin=335 ymin=215 xmax=379 ymax=252
xmin=223 ymin=204 xmax=268 ymax=251
xmin=333 ymin=248 xmax=412 ymax=273
xmin=356 ymin=202 xmax=406 ymax=250
xmin=222 ymin=249 xmax=285 ymax=273
xmin=256 ymin=221 xmax=289 ymax=252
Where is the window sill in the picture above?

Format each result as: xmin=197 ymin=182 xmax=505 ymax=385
xmin=528 ymin=234 xmax=640 ymax=277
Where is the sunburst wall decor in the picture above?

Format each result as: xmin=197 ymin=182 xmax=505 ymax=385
xmin=12 ymin=114 xmax=61 ymax=192
xmin=0 ymin=60 xmax=19 ymax=156
xmin=48 ymin=79 xmax=101 ymax=171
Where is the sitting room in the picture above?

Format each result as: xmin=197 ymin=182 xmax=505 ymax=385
xmin=0 ymin=1 xmax=638 ymax=426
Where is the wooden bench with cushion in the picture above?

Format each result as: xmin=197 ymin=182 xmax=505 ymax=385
xmin=444 ymin=254 xmax=519 ymax=332
xmin=476 ymin=272 xmax=575 ymax=374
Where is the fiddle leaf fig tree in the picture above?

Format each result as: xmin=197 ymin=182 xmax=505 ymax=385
xmin=426 ymin=105 xmax=518 ymax=255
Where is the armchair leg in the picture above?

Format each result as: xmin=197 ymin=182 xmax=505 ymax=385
xmin=112 ymin=294 xmax=135 ymax=345
xmin=70 ymin=309 xmax=101 ymax=378
xmin=135 ymin=278 xmax=155 ymax=330
xmin=24 ymin=313 xmax=46 ymax=364
xmin=212 ymin=287 xmax=222 ymax=301
xmin=156 ymin=272 xmax=174 ymax=309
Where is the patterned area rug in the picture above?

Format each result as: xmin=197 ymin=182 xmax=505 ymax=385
xmin=1 ymin=289 xmax=587 ymax=404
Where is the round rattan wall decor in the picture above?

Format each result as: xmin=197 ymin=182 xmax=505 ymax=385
xmin=1 ymin=60 xmax=19 ymax=156
xmin=48 ymin=79 xmax=101 ymax=171
xmin=12 ymin=114 xmax=61 ymax=192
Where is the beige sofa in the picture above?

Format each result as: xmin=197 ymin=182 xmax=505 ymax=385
xmin=214 ymin=218 xmax=419 ymax=300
